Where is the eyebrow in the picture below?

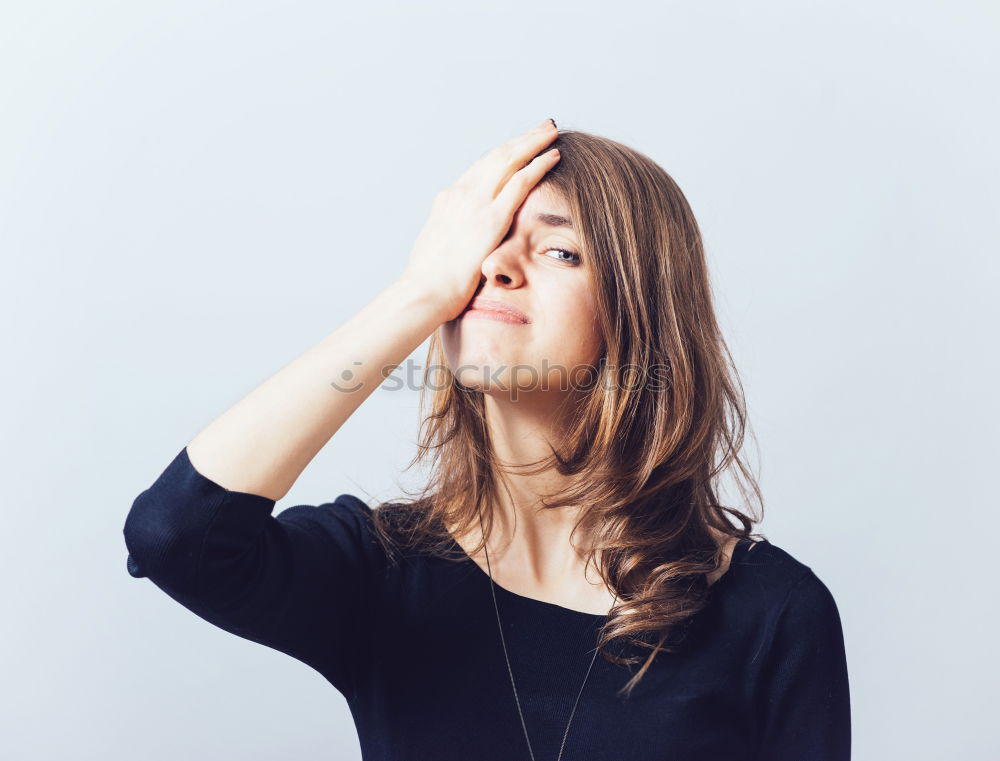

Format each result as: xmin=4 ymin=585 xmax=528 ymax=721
xmin=535 ymin=212 xmax=575 ymax=230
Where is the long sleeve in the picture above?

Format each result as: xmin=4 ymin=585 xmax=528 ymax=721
xmin=122 ymin=446 xmax=384 ymax=701
xmin=754 ymin=570 xmax=852 ymax=760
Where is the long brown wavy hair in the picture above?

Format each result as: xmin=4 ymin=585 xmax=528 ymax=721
xmin=370 ymin=128 xmax=765 ymax=698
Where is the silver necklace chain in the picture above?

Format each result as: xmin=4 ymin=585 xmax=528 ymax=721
xmin=479 ymin=514 xmax=619 ymax=761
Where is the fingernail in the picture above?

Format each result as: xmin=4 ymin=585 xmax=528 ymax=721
xmin=549 ymin=118 xmax=557 ymax=129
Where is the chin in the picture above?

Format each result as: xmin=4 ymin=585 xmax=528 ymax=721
xmin=443 ymin=332 xmax=518 ymax=375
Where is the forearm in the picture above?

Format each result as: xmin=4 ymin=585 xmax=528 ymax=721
xmin=186 ymin=278 xmax=445 ymax=501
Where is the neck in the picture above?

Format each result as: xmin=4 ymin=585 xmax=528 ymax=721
xmin=477 ymin=392 xmax=597 ymax=590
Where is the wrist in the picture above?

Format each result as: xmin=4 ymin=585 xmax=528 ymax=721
xmin=388 ymin=276 xmax=452 ymax=325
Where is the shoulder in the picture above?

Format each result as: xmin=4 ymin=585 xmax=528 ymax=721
xmin=735 ymin=538 xmax=820 ymax=588
xmin=275 ymin=494 xmax=432 ymax=565
xmin=742 ymin=541 xmax=851 ymax=758
xmin=728 ymin=538 xmax=844 ymax=631
xmin=272 ymin=493 xmax=385 ymax=566
xmin=275 ymin=492 xmax=374 ymax=529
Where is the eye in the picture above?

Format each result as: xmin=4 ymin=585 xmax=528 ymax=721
xmin=541 ymin=246 xmax=582 ymax=265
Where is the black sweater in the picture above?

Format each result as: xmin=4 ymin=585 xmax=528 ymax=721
xmin=123 ymin=446 xmax=851 ymax=760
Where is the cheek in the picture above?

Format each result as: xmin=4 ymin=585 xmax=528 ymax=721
xmin=542 ymin=294 xmax=603 ymax=366
xmin=570 ymin=322 xmax=603 ymax=367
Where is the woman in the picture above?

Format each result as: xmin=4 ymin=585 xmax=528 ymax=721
xmin=124 ymin=119 xmax=851 ymax=760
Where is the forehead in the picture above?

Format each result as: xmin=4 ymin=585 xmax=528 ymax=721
xmin=513 ymin=184 xmax=575 ymax=231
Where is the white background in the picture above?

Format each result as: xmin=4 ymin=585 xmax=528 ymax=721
xmin=1 ymin=1 xmax=997 ymax=759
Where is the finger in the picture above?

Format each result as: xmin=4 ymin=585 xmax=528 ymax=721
xmin=503 ymin=120 xmax=558 ymax=155
xmin=479 ymin=120 xmax=557 ymax=168
xmin=458 ymin=122 xmax=557 ymax=191
xmin=507 ymin=119 xmax=557 ymax=145
xmin=484 ymin=127 xmax=559 ymax=197
xmin=492 ymin=147 xmax=560 ymax=213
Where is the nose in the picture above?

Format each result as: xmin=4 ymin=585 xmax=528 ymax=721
xmin=480 ymin=241 xmax=526 ymax=288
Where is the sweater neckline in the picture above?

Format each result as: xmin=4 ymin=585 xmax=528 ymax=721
xmin=451 ymin=537 xmax=754 ymax=620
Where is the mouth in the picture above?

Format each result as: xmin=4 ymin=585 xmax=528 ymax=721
xmin=460 ymin=297 xmax=531 ymax=324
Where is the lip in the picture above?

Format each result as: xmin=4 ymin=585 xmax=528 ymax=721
xmin=460 ymin=297 xmax=530 ymax=324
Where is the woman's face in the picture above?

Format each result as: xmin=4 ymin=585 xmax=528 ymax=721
xmin=440 ymin=184 xmax=604 ymax=400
